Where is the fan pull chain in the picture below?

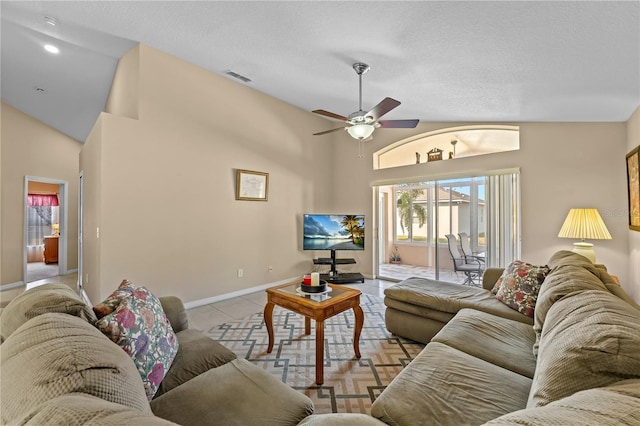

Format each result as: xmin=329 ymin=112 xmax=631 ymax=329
xmin=358 ymin=140 xmax=364 ymax=158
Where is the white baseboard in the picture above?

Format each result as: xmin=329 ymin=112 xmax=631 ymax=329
xmin=0 ymin=281 xmax=25 ymax=292
xmin=183 ymin=276 xmax=299 ymax=309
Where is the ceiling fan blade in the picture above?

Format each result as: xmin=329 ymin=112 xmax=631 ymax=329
xmin=377 ymin=119 xmax=420 ymax=128
xmin=313 ymin=127 xmax=346 ymax=136
xmin=366 ymin=97 xmax=401 ymax=120
xmin=312 ymin=109 xmax=349 ymax=121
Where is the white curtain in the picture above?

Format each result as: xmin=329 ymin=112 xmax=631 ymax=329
xmin=27 ymin=194 xmax=59 ymax=247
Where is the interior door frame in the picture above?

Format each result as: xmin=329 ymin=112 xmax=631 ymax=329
xmin=23 ymin=176 xmax=68 ymax=283
xmin=78 ymin=172 xmax=84 ymax=293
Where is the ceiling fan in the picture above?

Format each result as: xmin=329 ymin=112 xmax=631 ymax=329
xmin=312 ymin=62 xmax=419 ymax=141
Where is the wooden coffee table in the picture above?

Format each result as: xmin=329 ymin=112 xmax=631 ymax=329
xmin=264 ymin=281 xmax=364 ymax=385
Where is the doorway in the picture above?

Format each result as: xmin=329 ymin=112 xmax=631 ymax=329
xmin=24 ymin=176 xmax=68 ymax=284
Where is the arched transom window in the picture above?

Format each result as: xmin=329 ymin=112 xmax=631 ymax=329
xmin=373 ymin=125 xmax=519 ymax=170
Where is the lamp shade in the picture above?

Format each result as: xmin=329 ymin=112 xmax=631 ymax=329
xmin=557 ymin=208 xmax=612 ymax=240
xmin=347 ymin=124 xmax=375 ymax=140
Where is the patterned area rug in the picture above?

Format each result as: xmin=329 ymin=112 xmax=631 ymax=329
xmin=205 ymin=293 xmax=425 ymax=414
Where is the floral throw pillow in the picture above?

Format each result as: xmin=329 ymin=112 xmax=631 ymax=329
xmin=93 ymin=279 xmax=135 ymax=319
xmin=95 ymin=286 xmax=179 ymax=400
xmin=491 ymin=261 xmax=551 ymax=318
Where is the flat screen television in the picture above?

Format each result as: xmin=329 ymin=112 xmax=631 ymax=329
xmin=303 ymin=214 xmax=365 ymax=251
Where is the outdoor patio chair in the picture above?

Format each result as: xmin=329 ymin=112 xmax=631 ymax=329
xmin=458 ymin=232 xmax=485 ymax=263
xmin=445 ymin=234 xmax=484 ymax=287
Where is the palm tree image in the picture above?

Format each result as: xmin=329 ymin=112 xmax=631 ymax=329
xmin=340 ymin=215 xmax=365 ymax=247
xmin=397 ymin=190 xmax=427 ymax=237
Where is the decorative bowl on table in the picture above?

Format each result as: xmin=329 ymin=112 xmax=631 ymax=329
xmin=300 ymin=281 xmax=328 ymax=293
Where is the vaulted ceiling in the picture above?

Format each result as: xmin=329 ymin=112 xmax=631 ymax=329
xmin=1 ymin=1 xmax=639 ymax=142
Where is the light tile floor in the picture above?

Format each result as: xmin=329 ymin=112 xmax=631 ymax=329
xmin=26 ymin=261 xmax=60 ymax=283
xmin=2 ymin=264 xmax=471 ymax=330
xmin=379 ymin=263 xmax=468 ymax=283
xmin=0 ymin=272 xmax=79 ymax=307
xmin=187 ymin=264 xmax=477 ymax=331
xmin=186 ymin=278 xmax=398 ymax=332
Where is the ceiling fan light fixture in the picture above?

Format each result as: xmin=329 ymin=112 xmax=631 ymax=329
xmin=347 ymin=123 xmax=375 ymax=140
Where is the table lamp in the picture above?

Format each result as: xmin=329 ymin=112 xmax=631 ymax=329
xmin=557 ymin=208 xmax=612 ymax=263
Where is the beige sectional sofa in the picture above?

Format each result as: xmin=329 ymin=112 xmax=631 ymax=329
xmin=301 ymin=250 xmax=640 ymax=425
xmin=0 ymin=283 xmax=313 ymax=425
xmin=4 ymin=251 xmax=640 ymax=426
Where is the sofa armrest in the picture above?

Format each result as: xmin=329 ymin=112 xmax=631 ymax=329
xmin=159 ymin=296 xmax=189 ymax=333
xmin=482 ymin=268 xmax=504 ymax=291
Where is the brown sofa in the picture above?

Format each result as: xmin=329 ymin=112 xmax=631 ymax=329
xmin=0 ymin=284 xmax=314 ymax=425
xmin=301 ymin=250 xmax=640 ymax=425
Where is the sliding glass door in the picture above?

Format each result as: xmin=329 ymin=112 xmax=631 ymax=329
xmin=432 ymin=177 xmax=486 ymax=282
xmin=378 ymin=172 xmax=519 ymax=283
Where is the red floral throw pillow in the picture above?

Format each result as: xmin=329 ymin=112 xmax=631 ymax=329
xmin=491 ymin=261 xmax=551 ymax=318
xmin=95 ymin=285 xmax=179 ymax=400
xmin=93 ymin=279 xmax=135 ymax=319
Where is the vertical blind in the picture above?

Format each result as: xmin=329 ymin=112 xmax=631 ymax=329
xmin=485 ymin=173 xmax=521 ymax=268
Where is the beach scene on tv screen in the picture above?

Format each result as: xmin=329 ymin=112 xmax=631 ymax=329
xmin=304 ymin=214 xmax=365 ymax=250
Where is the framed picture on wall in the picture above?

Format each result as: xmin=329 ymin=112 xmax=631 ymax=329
xmin=236 ymin=169 xmax=269 ymax=201
xmin=626 ymin=146 xmax=640 ymax=231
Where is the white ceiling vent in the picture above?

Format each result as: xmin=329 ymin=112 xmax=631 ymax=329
xmin=224 ymin=70 xmax=252 ymax=83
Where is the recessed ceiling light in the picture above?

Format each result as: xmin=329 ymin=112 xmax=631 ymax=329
xmin=44 ymin=44 xmax=59 ymax=54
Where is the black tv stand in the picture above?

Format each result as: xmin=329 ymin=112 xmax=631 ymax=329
xmin=313 ymin=250 xmax=364 ymax=284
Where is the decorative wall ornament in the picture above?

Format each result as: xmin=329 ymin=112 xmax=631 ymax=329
xmin=427 ymin=148 xmax=443 ymax=162
xmin=236 ymin=169 xmax=269 ymax=201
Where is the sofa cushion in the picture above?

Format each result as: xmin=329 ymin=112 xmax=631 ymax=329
xmin=95 ymin=287 xmax=179 ymax=401
xmin=154 ymin=328 xmax=237 ymax=398
xmin=485 ymin=380 xmax=640 ymax=425
xmin=385 ymin=277 xmax=532 ymax=325
xmin=534 ymin=252 xmax=606 ymax=323
xmin=0 ymin=313 xmax=151 ymax=424
xmin=298 ymin=413 xmax=387 ymax=425
xmin=491 ymin=260 xmax=550 ymax=318
xmin=370 ymin=342 xmax=532 ymax=426
xmin=432 ymin=308 xmax=537 ymax=378
xmin=532 ymin=251 xmax=612 ymax=357
xmin=528 ymin=290 xmax=640 ymax=408
xmin=159 ymin=296 xmax=190 ymax=333
xmin=150 ymin=358 xmax=314 ymax=426
xmin=0 ymin=283 xmax=96 ymax=342
xmin=93 ymin=279 xmax=136 ymax=319
xmin=21 ymin=393 xmax=178 ymax=425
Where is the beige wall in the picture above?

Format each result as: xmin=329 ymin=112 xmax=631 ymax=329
xmin=79 ymin=114 xmax=104 ymax=304
xmin=330 ymin=120 xmax=632 ymax=299
xmin=627 ymin=106 xmax=640 ymax=301
xmin=4 ymin=42 xmax=636 ymax=306
xmin=81 ymin=44 xmax=334 ymax=303
xmin=1 ymin=102 xmax=82 ymax=285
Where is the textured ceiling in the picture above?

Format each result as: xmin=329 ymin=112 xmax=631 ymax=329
xmin=1 ymin=1 xmax=639 ymax=142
